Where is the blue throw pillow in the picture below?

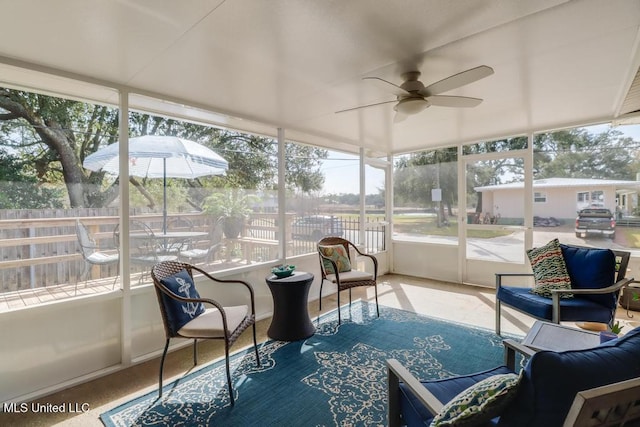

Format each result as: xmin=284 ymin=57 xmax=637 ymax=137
xmin=560 ymin=244 xmax=616 ymax=308
xmin=159 ymin=269 xmax=205 ymax=335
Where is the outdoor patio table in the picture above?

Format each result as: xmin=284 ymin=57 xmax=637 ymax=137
xmin=130 ymin=231 xmax=208 ymax=245
xmin=129 ymin=231 xmax=208 ymax=240
xmin=265 ymin=271 xmax=315 ymax=341
xmin=504 ymin=320 xmax=600 ymax=370
xmin=130 ymin=231 xmax=209 ymax=255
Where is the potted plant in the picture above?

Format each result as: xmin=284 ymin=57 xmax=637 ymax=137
xmin=620 ymin=288 xmax=640 ymax=312
xmin=599 ymin=321 xmax=623 ymax=343
xmin=203 ymin=190 xmax=258 ymax=238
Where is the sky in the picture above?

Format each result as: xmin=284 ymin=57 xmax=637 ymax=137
xmin=320 ymin=153 xmax=385 ymax=195
xmin=591 ymin=122 xmax=640 ymax=140
xmin=318 ymin=123 xmax=640 ymax=195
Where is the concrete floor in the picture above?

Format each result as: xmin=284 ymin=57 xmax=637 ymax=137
xmin=2 ymin=273 xmax=638 ymax=426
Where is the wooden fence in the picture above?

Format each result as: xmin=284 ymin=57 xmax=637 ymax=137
xmin=0 ymin=209 xmax=386 ymax=293
xmin=0 ymin=209 xmax=192 ymax=292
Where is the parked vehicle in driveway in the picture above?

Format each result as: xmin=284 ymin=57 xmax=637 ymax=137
xmin=291 ymin=215 xmax=343 ymax=241
xmin=575 ymin=208 xmax=616 ymax=239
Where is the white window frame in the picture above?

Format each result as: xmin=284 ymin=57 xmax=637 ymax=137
xmin=577 ymin=191 xmax=589 ymax=203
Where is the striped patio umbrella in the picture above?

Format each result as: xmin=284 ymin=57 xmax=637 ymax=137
xmin=83 ymin=135 xmax=228 ymax=232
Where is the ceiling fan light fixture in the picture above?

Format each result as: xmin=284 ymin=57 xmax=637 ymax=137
xmin=396 ymin=97 xmax=429 ymax=115
xmin=338 ymin=65 xmax=492 ymax=119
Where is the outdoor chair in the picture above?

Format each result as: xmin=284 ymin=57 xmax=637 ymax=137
xmin=495 ymin=241 xmax=632 ymax=335
xmin=75 ymin=219 xmax=119 ymax=293
xmin=179 ymin=217 xmax=224 ymax=264
xmin=114 ymin=221 xmax=178 ymax=284
xmin=157 ymin=216 xmax=195 ymax=255
xmin=317 ymin=236 xmax=378 ymax=323
xmin=151 ymin=260 xmax=260 ymax=404
xmin=387 ymin=326 xmax=640 ymax=427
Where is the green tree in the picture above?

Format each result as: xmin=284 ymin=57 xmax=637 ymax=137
xmin=393 ymin=130 xmax=639 ymax=217
xmin=0 ymin=88 xmax=119 ymax=208
xmin=394 ymin=147 xmax=458 ymax=216
xmin=534 ymin=128 xmax=637 ymax=180
xmin=394 ymin=137 xmax=528 ymax=215
xmin=0 ymin=88 xmax=329 ymax=209
xmin=0 ymin=150 xmax=64 ymax=209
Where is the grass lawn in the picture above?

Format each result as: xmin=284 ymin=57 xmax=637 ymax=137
xmin=346 ymin=213 xmax=640 ymax=246
xmin=617 ymin=227 xmax=640 ymax=248
xmin=393 ymin=215 xmax=512 ymax=238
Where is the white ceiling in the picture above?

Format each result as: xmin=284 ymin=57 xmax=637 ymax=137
xmin=0 ymin=0 xmax=639 ymax=156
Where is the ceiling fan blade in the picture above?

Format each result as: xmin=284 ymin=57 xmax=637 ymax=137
xmin=393 ymin=110 xmax=409 ymax=123
xmin=363 ymin=76 xmax=410 ymax=97
xmin=335 ymin=99 xmax=396 ymax=114
xmin=427 ymin=95 xmax=483 ymax=108
xmin=423 ymin=65 xmax=494 ymax=95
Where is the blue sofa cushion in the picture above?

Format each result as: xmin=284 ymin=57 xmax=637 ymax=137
xmin=496 ymin=286 xmax=612 ymax=323
xmin=560 ymin=244 xmax=616 ymax=309
xmin=159 ymin=268 xmax=205 ymax=335
xmin=498 ymin=326 xmax=640 ymax=427
xmin=399 ymin=366 xmax=513 ymax=427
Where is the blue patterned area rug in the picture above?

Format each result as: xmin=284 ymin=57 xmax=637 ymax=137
xmin=101 ymin=301 xmax=516 ymax=426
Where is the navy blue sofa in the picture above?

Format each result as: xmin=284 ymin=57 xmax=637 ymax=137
xmin=495 ymin=244 xmax=632 ymax=335
xmin=388 ymin=326 xmax=640 ymax=426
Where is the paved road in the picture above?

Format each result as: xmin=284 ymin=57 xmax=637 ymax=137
xmin=395 ymin=225 xmax=637 ymax=263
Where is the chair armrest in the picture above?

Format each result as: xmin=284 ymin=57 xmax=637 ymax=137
xmin=563 ymin=377 xmax=640 ymax=427
xmin=550 ymin=277 xmax=634 ymax=323
xmin=192 ymin=264 xmax=255 ymax=294
xmin=551 ymin=277 xmax=634 ymax=296
xmin=387 ymin=358 xmax=444 ymax=427
xmin=349 ymin=244 xmax=378 ymax=279
xmin=191 ymin=264 xmax=258 ymax=316
xmin=503 ymin=339 xmax=536 ymax=370
xmin=496 ymin=273 xmax=535 ymax=277
xmin=495 ymin=273 xmax=534 ymax=290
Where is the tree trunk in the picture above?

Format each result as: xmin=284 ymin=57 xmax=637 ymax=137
xmin=0 ymin=91 xmax=86 ymax=207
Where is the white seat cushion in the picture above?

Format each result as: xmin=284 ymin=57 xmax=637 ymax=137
xmin=179 ymin=248 xmax=207 ymax=259
xmin=86 ymin=252 xmax=119 ymax=264
xmin=178 ymin=305 xmax=249 ymax=338
xmin=326 ymin=269 xmax=373 ymax=283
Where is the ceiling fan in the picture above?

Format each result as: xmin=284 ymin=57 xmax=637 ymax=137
xmin=337 ymin=65 xmax=494 ymax=122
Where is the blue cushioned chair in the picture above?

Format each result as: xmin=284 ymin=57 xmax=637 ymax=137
xmin=495 ymin=245 xmax=632 ymax=335
xmin=387 ymin=326 xmax=640 ymax=427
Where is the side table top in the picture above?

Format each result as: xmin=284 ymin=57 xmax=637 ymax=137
xmin=266 ymin=271 xmax=314 ymax=283
xmin=522 ymin=321 xmax=600 ymax=352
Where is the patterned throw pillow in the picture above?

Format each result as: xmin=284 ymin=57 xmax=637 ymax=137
xmin=159 ymin=269 xmax=205 ymax=335
xmin=319 ymin=244 xmax=352 ymax=274
xmin=429 ymin=373 xmax=520 ymax=427
xmin=527 ymin=238 xmax=573 ymax=298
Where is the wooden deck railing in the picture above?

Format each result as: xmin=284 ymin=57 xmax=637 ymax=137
xmin=0 ymin=212 xmax=288 ymax=293
xmin=0 ymin=209 xmax=385 ymax=296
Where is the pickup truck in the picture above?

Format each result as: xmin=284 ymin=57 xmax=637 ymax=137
xmin=575 ymin=208 xmax=616 ymax=239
